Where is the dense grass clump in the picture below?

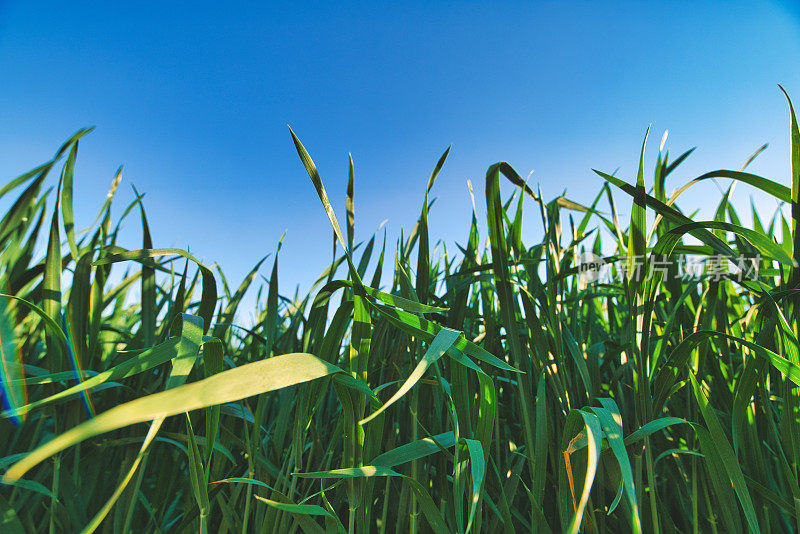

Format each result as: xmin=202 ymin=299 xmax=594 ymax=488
xmin=2 ymin=89 xmax=800 ymax=534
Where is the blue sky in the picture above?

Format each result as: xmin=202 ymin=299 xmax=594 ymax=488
xmin=1 ymin=1 xmax=799 ymax=313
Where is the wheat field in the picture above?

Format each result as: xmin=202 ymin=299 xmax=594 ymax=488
xmin=1 ymin=89 xmax=800 ymax=533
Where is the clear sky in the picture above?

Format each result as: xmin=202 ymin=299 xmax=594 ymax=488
xmin=1 ymin=1 xmax=799 ymax=314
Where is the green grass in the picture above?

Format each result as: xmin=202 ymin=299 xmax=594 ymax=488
xmin=2 ymin=88 xmax=800 ymax=533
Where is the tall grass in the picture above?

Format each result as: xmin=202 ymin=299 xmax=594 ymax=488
xmin=1 ymin=88 xmax=800 ymax=533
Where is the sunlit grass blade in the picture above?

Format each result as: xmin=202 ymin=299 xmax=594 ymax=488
xmin=3 ymin=350 xmax=343 ymax=482
xmin=564 ymin=410 xmax=602 ymax=534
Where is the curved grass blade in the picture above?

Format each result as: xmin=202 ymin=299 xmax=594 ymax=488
xmin=3 ymin=351 xmax=343 ymax=482
xmin=591 ymin=399 xmax=641 ymax=533
xmin=360 ymin=327 xmax=460 ymax=424
xmin=94 ymin=248 xmax=217 ymax=334
xmin=370 ymin=432 xmax=456 ymax=467
xmin=565 ymin=410 xmax=602 ymax=534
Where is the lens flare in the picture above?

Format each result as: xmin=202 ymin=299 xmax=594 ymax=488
xmin=0 ymin=295 xmax=26 ymax=425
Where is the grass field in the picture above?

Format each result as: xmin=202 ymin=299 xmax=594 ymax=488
xmin=2 ymin=89 xmax=800 ymax=534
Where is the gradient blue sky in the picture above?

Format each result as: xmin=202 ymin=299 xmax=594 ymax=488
xmin=1 ymin=1 xmax=799 ymax=311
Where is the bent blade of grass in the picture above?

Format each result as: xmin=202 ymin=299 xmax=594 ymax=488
xmin=370 ymin=432 xmax=456 ymax=467
xmin=3 ymin=314 xmax=202 ymax=418
xmin=0 ymin=162 xmax=51 ymax=203
xmin=594 ymin=169 xmax=737 ymax=260
xmin=360 ymin=327 xmax=460 ymax=424
xmin=370 ymin=302 xmax=519 ymax=372
xmin=94 ymin=248 xmax=217 ymax=334
xmin=566 ymin=410 xmax=602 ymax=534
xmin=659 ymin=220 xmax=794 ymax=267
xmin=3 ymin=351 xmax=343 ymax=482
xmin=592 ymin=399 xmax=641 ymax=533
xmin=689 ymin=170 xmax=791 ymax=203
xmin=289 ymin=127 xmax=346 ymax=250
